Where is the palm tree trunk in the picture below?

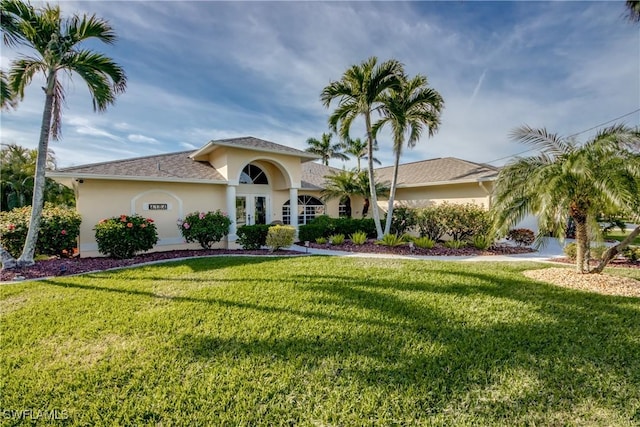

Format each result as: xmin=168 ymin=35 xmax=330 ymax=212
xmin=365 ymin=113 xmax=383 ymax=239
xmin=574 ymin=218 xmax=589 ymax=273
xmin=383 ymin=151 xmax=401 ymax=235
xmin=590 ymin=225 xmax=640 ymax=273
xmin=17 ymin=71 xmax=56 ymax=267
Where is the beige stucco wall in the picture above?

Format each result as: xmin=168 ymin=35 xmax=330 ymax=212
xmin=207 ymin=147 xmax=301 ymax=189
xmin=383 ymin=181 xmax=493 ymax=210
xmin=76 ymin=179 xmax=228 ymax=257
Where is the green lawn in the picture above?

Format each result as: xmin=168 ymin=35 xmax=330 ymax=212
xmin=606 ymin=228 xmax=640 ymax=245
xmin=1 ymin=257 xmax=639 ymax=426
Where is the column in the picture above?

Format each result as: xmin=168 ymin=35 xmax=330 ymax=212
xmin=289 ymin=188 xmax=298 ymax=236
xmin=226 ymin=185 xmax=237 ymax=241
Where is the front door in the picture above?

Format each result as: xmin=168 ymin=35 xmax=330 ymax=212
xmin=236 ymin=195 xmax=268 ymax=226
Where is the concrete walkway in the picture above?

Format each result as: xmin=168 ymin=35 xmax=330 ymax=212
xmin=290 ymin=237 xmax=569 ymax=263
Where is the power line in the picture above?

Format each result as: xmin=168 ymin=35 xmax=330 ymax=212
xmin=483 ymin=108 xmax=640 ymax=165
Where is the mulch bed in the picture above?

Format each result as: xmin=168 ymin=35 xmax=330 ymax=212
xmin=548 ymin=257 xmax=640 ymax=269
xmin=307 ymin=241 xmax=535 ymax=257
xmin=0 ymin=248 xmax=303 ymax=282
xmin=2 ymin=243 xmax=637 ymax=282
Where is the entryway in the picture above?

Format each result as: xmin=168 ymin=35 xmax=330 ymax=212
xmin=236 ymin=195 xmax=269 ymax=226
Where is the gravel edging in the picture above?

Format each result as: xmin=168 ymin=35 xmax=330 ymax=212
xmin=523 ymin=268 xmax=640 ymax=297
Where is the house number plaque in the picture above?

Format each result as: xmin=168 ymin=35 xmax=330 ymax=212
xmin=148 ymin=203 xmax=168 ymax=210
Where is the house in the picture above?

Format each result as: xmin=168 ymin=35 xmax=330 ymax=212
xmin=49 ymin=136 xmax=499 ymax=257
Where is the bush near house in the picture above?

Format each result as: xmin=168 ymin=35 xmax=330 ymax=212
xmin=506 ymin=228 xmax=535 ymax=247
xmin=178 ymin=210 xmax=232 ymax=249
xmin=265 ymin=225 xmax=295 ymax=252
xmin=298 ymin=216 xmax=376 ymax=243
xmin=415 ymin=203 xmax=491 ymax=242
xmin=0 ymin=203 xmax=81 ymax=257
xmin=94 ymin=214 xmax=158 ymax=259
xmin=236 ymin=224 xmax=270 ymax=250
xmin=387 ymin=206 xmax=417 ymax=235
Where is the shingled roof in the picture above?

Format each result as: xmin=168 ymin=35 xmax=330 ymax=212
xmin=191 ymin=136 xmax=318 ymax=160
xmin=301 ymin=162 xmax=341 ymax=189
xmin=375 ymin=157 xmax=498 ymax=187
xmin=53 ymin=151 xmax=225 ymax=182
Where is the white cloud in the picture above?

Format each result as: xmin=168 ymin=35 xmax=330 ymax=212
xmin=127 ymin=134 xmax=158 ymax=144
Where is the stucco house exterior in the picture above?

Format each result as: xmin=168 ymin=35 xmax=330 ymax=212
xmin=49 ymin=136 xmax=499 ymax=257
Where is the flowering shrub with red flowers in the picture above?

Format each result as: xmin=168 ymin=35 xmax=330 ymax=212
xmin=177 ymin=210 xmax=231 ymax=249
xmin=0 ymin=203 xmax=81 ymax=258
xmin=94 ymin=214 xmax=158 ymax=259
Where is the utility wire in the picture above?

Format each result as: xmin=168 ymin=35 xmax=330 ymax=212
xmin=484 ymin=108 xmax=640 ymax=165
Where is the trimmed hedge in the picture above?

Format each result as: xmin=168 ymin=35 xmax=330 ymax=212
xmin=0 ymin=204 xmax=81 ymax=258
xmin=236 ymin=224 xmax=270 ymax=250
xmin=298 ymin=216 xmax=376 ymax=243
xmin=178 ymin=210 xmax=232 ymax=249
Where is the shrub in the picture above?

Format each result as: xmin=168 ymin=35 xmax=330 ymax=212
xmin=507 ymin=228 xmax=535 ymax=247
xmin=622 ymin=246 xmax=640 ymax=262
xmin=413 ymin=236 xmax=435 ymax=249
xmin=329 ymin=234 xmax=345 ymax=245
xmin=266 ymin=225 xmax=295 ymax=252
xmin=564 ymin=243 xmax=577 ymax=259
xmin=376 ymin=234 xmax=405 ymax=247
xmin=315 ymin=237 xmax=327 ymax=244
xmin=416 ymin=206 xmax=446 ymax=241
xmin=0 ymin=204 xmax=81 ymax=258
xmin=299 ymin=217 xmax=376 ymax=242
xmin=472 ymin=235 xmax=493 ymax=250
xmin=298 ymin=224 xmax=325 ymax=243
xmin=95 ymin=214 xmax=158 ymax=259
xmin=178 ymin=210 xmax=231 ymax=249
xmin=563 ymin=242 xmax=609 ymax=260
xmin=444 ymin=240 xmax=466 ymax=249
xmin=236 ymin=224 xmax=270 ymax=250
xmin=388 ymin=207 xmax=417 ymax=235
xmin=438 ymin=203 xmax=491 ymax=242
xmin=350 ymin=231 xmax=367 ymax=245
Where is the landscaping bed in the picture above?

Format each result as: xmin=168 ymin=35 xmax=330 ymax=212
xmin=0 ymin=248 xmax=303 ymax=282
xmin=308 ymin=240 xmax=535 ymax=256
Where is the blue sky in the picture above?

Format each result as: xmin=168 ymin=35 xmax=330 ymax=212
xmin=1 ymin=1 xmax=638 ymax=169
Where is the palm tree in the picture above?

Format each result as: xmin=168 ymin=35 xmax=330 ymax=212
xmin=492 ymin=124 xmax=640 ymax=273
xmin=1 ymin=0 xmax=127 ymax=267
xmin=0 ymin=70 xmax=15 ymax=109
xmin=305 ymin=133 xmax=348 ymax=166
xmin=321 ymin=56 xmax=404 ymax=238
xmin=342 ymin=137 xmax=381 ymax=171
xmin=321 ymin=169 xmax=389 ymax=218
xmin=626 ymin=0 xmax=640 ymax=22
xmin=373 ymin=74 xmax=444 ymax=235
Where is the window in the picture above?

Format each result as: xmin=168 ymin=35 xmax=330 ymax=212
xmin=283 ymin=195 xmax=325 ymax=225
xmin=239 ymin=164 xmax=268 ymax=184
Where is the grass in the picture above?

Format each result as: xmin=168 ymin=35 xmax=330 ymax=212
xmin=1 ymin=256 xmax=639 ymax=426
xmin=606 ymin=228 xmax=640 ymax=245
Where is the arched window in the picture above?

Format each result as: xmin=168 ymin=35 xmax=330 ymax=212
xmin=239 ymin=164 xmax=268 ymax=184
xmin=283 ymin=195 xmax=325 ymax=225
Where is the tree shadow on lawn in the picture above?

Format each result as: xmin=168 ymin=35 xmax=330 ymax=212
xmin=173 ymin=268 xmax=640 ymax=420
xmin=39 ymin=259 xmax=640 ymax=421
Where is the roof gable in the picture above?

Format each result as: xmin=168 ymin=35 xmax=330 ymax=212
xmin=190 ymin=136 xmax=319 ymax=161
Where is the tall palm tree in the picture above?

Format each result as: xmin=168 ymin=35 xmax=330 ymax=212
xmin=492 ymin=124 xmax=640 ymax=273
xmin=342 ymin=137 xmax=381 ymax=171
xmin=373 ymin=73 xmax=444 ymax=235
xmin=1 ymin=0 xmax=127 ymax=267
xmin=321 ymin=169 xmax=389 ymax=218
xmin=305 ymin=132 xmax=348 ymax=166
xmin=321 ymin=56 xmax=404 ymax=238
